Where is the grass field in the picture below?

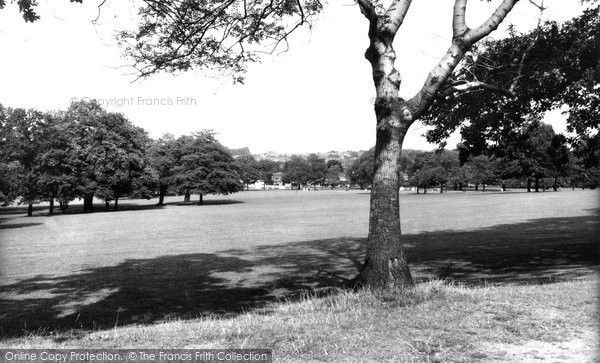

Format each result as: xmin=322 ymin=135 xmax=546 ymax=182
xmin=0 ymin=189 xmax=598 ymax=360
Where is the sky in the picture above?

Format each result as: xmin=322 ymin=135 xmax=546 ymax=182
xmin=0 ymin=0 xmax=586 ymax=154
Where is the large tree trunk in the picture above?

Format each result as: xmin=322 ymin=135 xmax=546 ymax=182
xmin=360 ymin=118 xmax=413 ymax=288
xmin=440 ymin=183 xmax=444 ymax=193
xmin=535 ymin=177 xmax=540 ymax=192
xmin=114 ymin=197 xmax=119 ymax=211
xmin=527 ymin=178 xmax=532 ymax=192
xmin=158 ymin=186 xmax=166 ymax=206
xmin=356 ymin=0 xmax=517 ymax=289
xmin=48 ymin=198 xmax=54 ymax=215
xmin=183 ymin=193 xmax=190 ymax=203
xmin=198 ymin=193 xmax=203 ymax=205
xmin=105 ymin=201 xmax=110 ymax=211
xmin=27 ymin=202 xmax=33 ymax=217
xmin=83 ymin=194 xmax=94 ymax=212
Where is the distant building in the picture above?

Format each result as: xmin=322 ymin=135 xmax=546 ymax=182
xmin=272 ymin=172 xmax=284 ymax=185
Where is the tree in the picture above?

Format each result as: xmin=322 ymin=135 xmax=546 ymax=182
xmin=172 ymin=131 xmax=242 ymax=204
xmin=424 ymin=4 xmax=599 ymax=179
xmin=149 ymin=134 xmax=179 ymax=206
xmin=406 ymin=151 xmax=458 ymax=193
xmin=326 ymin=159 xmax=344 ymax=172
xmin=65 ymin=101 xmax=153 ymax=211
xmin=546 ymin=134 xmax=571 ymax=190
xmin=2 ymin=108 xmax=48 ymax=216
xmin=468 ymin=155 xmax=498 ymax=191
xmin=35 ymin=111 xmax=79 ymax=214
xmin=282 ymin=155 xmax=311 ymax=187
xmin=325 ymin=165 xmax=343 ymax=187
xmin=257 ymin=159 xmax=281 ymax=186
xmin=0 ymin=103 xmax=18 ymax=206
xmin=307 ymin=154 xmax=328 ymax=185
xmin=14 ymin=0 xmax=531 ymax=288
xmin=234 ymin=155 xmax=260 ymax=190
xmin=348 ymin=149 xmax=375 ymax=189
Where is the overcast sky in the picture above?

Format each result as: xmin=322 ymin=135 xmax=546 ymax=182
xmin=0 ymin=0 xmax=585 ymax=153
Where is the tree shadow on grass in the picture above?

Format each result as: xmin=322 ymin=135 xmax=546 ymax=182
xmin=0 ymin=203 xmax=165 ymax=217
xmin=165 ymin=200 xmax=245 ymax=207
xmin=0 ymin=214 xmax=598 ymax=339
xmin=0 ymin=199 xmax=244 ymax=218
xmin=0 ymin=222 xmax=42 ymax=230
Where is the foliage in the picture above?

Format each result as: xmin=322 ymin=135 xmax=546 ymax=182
xmin=117 ymin=0 xmax=323 ymax=81
xmin=234 ymin=155 xmax=260 ymax=188
xmin=348 ymin=149 xmax=375 ymax=189
xmin=65 ymin=101 xmax=153 ymax=206
xmin=282 ymin=155 xmax=311 ymax=186
xmin=257 ymin=159 xmax=281 ymax=185
xmin=172 ymin=131 xmax=242 ymax=197
xmin=148 ymin=134 xmax=179 ymax=202
xmin=423 ymin=5 xmax=600 ymax=161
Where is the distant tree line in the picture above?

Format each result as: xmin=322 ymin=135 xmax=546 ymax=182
xmin=2 ymin=99 xmax=597 ymax=217
xmin=229 ymin=152 xmax=345 ymax=189
xmin=348 ymin=120 xmax=599 ymax=193
xmin=0 ymin=101 xmax=242 ymax=216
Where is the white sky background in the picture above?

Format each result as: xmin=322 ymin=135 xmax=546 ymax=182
xmin=0 ymin=0 xmax=585 ymax=153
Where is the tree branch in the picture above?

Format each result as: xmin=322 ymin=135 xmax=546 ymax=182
xmin=453 ymin=0 xmax=468 ymax=38
xmin=509 ymin=0 xmax=544 ymax=92
xmin=380 ymin=0 xmax=413 ymax=36
xmin=467 ymin=0 xmax=520 ymax=44
xmin=405 ymin=0 xmax=519 ymax=121
xmin=357 ymin=0 xmax=377 ymax=22
xmin=441 ymin=80 xmax=516 ymax=97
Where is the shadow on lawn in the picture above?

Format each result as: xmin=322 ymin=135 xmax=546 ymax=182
xmin=0 ymin=222 xmax=43 ymax=230
xmin=0 ymin=199 xmax=244 ymax=218
xmin=0 ymin=214 xmax=598 ymax=338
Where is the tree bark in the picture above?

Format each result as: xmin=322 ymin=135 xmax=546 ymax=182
xmin=27 ymin=202 xmax=33 ymax=217
xmin=48 ymin=198 xmax=54 ymax=215
xmin=535 ymin=177 xmax=540 ymax=192
xmin=183 ymin=193 xmax=190 ymax=203
xmin=83 ymin=195 xmax=94 ymax=212
xmin=114 ymin=197 xmax=119 ymax=211
xmin=482 ymin=183 xmax=486 ymax=192
xmin=158 ymin=186 xmax=166 ymax=206
xmin=527 ymin=178 xmax=532 ymax=192
xmin=360 ymin=119 xmax=413 ymax=288
xmin=475 ymin=184 xmax=479 ymax=191
xmin=105 ymin=201 xmax=110 ymax=211
xmin=440 ymin=183 xmax=444 ymax=193
xmin=198 ymin=193 xmax=203 ymax=205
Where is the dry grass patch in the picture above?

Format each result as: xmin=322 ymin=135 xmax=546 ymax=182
xmin=3 ymin=276 xmax=598 ymax=362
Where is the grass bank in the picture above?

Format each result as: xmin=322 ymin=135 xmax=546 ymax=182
xmin=3 ymin=276 xmax=598 ymax=362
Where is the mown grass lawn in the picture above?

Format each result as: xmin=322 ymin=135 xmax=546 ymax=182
xmin=0 ymin=189 xmax=598 ymax=361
